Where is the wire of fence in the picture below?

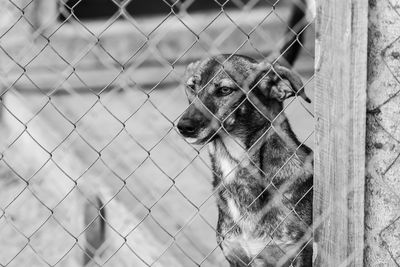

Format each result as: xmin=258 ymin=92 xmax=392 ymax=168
xmin=0 ymin=0 xmax=315 ymax=266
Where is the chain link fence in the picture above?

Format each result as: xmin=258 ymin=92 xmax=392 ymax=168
xmin=365 ymin=0 xmax=400 ymax=265
xmin=0 ymin=0 xmax=315 ymax=266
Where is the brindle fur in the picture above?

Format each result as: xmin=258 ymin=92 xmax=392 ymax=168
xmin=176 ymin=2 xmax=313 ymax=265
xmin=178 ymin=52 xmax=313 ymax=267
xmin=177 ymin=54 xmax=313 ymax=267
xmin=211 ymin=122 xmax=313 ymax=267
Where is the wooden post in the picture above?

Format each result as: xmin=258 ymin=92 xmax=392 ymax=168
xmin=314 ymin=1 xmax=368 ymax=266
xmin=364 ymin=0 xmax=400 ymax=265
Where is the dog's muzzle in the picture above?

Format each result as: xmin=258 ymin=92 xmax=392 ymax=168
xmin=177 ymin=104 xmax=216 ymax=144
xmin=177 ymin=118 xmax=198 ymax=138
xmin=177 ymin=117 xmax=217 ymax=145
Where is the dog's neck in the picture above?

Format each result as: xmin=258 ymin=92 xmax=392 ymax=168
xmin=209 ymin=116 xmax=312 ymax=185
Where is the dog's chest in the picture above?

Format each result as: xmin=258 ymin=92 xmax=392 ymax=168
xmin=210 ymin=141 xmax=297 ymax=264
xmin=216 ymin=159 xmax=271 ymax=216
xmin=219 ymin=199 xmax=300 ymax=266
xmin=210 ymin=139 xmax=271 ymax=215
xmin=218 ymin=156 xmax=238 ymax=183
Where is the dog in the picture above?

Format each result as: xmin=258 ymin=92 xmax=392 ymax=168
xmin=177 ymin=54 xmax=313 ymax=267
xmin=177 ymin=1 xmax=314 ymax=266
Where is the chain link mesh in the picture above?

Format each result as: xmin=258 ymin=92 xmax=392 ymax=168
xmin=365 ymin=0 xmax=400 ymax=265
xmin=0 ymin=0 xmax=314 ymax=266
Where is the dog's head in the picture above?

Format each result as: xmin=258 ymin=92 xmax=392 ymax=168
xmin=177 ymin=54 xmax=310 ymax=145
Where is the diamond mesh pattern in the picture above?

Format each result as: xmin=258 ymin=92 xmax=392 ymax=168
xmin=0 ymin=0 xmax=314 ymax=266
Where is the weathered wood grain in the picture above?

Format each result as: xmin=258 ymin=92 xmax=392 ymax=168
xmin=314 ymin=0 xmax=368 ymax=266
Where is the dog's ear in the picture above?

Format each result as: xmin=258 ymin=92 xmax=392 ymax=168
xmin=254 ymin=63 xmax=311 ymax=103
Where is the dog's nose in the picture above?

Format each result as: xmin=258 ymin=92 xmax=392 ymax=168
xmin=177 ymin=119 xmax=196 ymax=136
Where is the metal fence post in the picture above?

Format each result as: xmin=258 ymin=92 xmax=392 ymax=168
xmin=314 ymin=0 xmax=368 ymax=266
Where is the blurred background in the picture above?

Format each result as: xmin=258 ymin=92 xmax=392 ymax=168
xmin=0 ymin=0 xmax=314 ymax=266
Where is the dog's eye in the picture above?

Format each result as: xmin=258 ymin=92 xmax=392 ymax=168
xmin=216 ymin=86 xmax=233 ymax=97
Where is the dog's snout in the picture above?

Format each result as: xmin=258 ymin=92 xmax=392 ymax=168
xmin=177 ymin=119 xmax=196 ymax=136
